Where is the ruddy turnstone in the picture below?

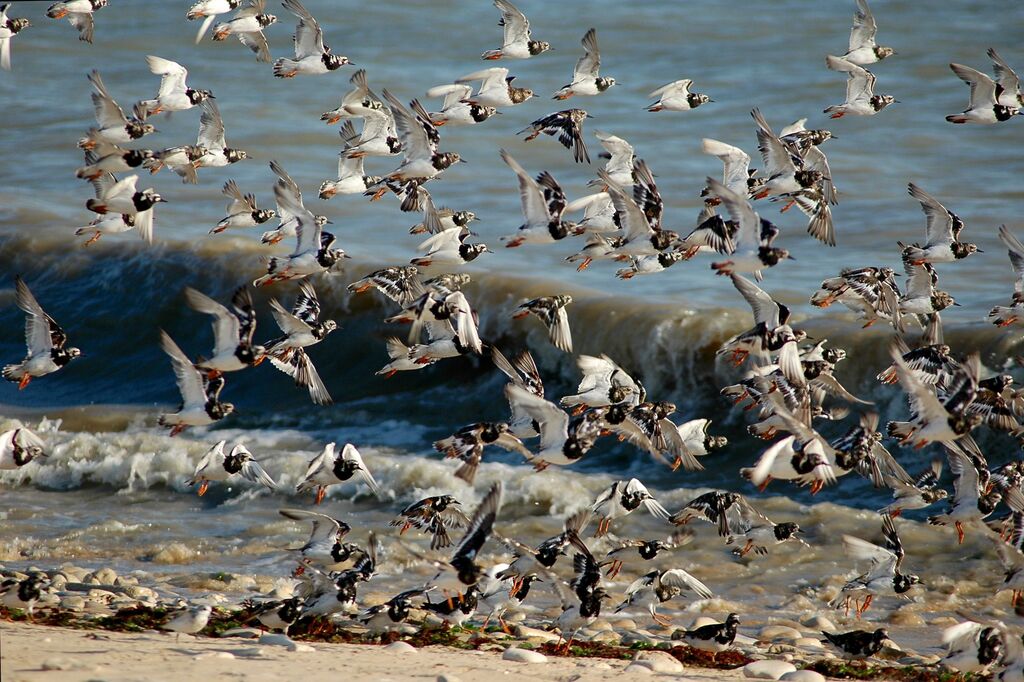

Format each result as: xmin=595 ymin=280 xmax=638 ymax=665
xmin=504 ymin=384 xmax=604 ymax=468
xmin=187 ymin=440 xmax=276 ymax=495
xmin=82 ymin=174 xmax=162 ymax=245
xmin=194 ymin=99 xmax=248 ymax=169
xmin=0 ymin=427 xmax=46 ymax=470
xmin=553 ymin=28 xmax=615 ymax=100
xmin=278 ymin=508 xmax=355 ymax=571
xmin=929 ymin=444 xmax=1023 ymax=544
xmin=187 ymin=0 xmax=239 ymax=43
xmin=426 ymin=84 xmax=499 ymax=126
xmin=491 ymin=347 xmax=544 ymax=439
xmin=989 ymin=48 xmax=1023 ymax=108
xmin=615 ymin=567 xmax=713 ymax=627
xmin=348 ymin=265 xmax=423 ymax=305
xmin=480 ymin=0 xmax=548 ymax=60
xmin=560 ymin=353 xmax=641 ymax=413
xmin=319 ymin=123 xmax=383 ymax=198
xmin=79 ymin=71 xmax=156 ymax=149
xmin=456 ymin=66 xmax=533 ymax=107
xmin=518 ymin=109 xmax=591 ymax=163
xmin=592 ymin=478 xmax=671 ymax=537
xmin=3 ymin=277 xmax=80 ymax=390
xmin=706 ymin=177 xmax=791 ymax=278
xmin=136 ymin=55 xmax=214 ymax=116
xmin=900 ymin=183 xmax=977 ymax=264
xmin=253 ymin=167 xmax=347 ymax=286
xmin=185 ymin=286 xmax=265 ymax=376
xmin=0 ymin=4 xmax=30 ymax=71
xmin=0 ymin=573 xmax=47 ymax=618
xmin=604 ymin=528 xmax=693 ymax=578
xmin=646 ymin=79 xmax=711 ymax=112
xmin=264 ymin=282 xmax=336 ymax=405
xmin=295 ymin=442 xmax=380 ymax=503
xmin=320 ymin=69 xmax=383 ymax=124
xmin=389 ymin=495 xmax=469 ymax=550
xmin=942 ymin=621 xmax=1005 ymax=674
xmin=376 ymin=90 xmax=461 ymax=189
xmin=250 ymin=597 xmax=303 ymax=634
xmin=674 ymin=613 xmax=740 ymax=655
xmin=499 ymin=150 xmax=573 ymax=247
xmin=211 ymin=180 xmax=275 ymax=234
xmin=616 ymin=252 xmax=686 ymax=279
xmin=211 ymin=0 xmax=275 ymax=62
xmin=156 ymin=330 xmax=234 ymax=436
xmin=512 ymin=295 xmax=572 ymax=353
xmin=46 ymin=0 xmax=105 ymax=43
xmin=880 ymin=458 xmax=947 ymax=517
xmin=824 ymin=55 xmax=895 ymax=117
xmin=839 ymin=0 xmax=894 ymax=65
xmin=946 ymin=61 xmax=1021 ymax=124
xmin=358 ymin=588 xmax=427 ymax=634
xmin=989 ymin=225 xmax=1024 ymax=327
xmin=75 ymin=143 xmax=154 ymax=182
xmin=823 ymin=628 xmax=891 ymax=659
xmin=830 ymin=514 xmax=920 ymax=616
xmin=434 ymin=422 xmax=530 ymax=484
xmin=273 ymin=0 xmax=350 ymax=77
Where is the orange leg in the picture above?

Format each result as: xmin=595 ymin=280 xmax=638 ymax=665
xmin=198 ymin=480 xmax=210 ymax=496
xmin=757 ymin=476 xmax=773 ymax=492
xmin=955 ymin=521 xmax=965 ymax=545
xmin=17 ymin=374 xmax=31 ymax=390
xmin=315 ymin=487 xmax=326 ymax=505
xmin=575 ymin=257 xmax=592 ymax=272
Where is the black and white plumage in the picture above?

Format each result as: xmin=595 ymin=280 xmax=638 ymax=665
xmin=592 ymin=478 xmax=671 ymax=537
xmin=512 ymin=295 xmax=573 ymax=353
xmin=480 ymin=0 xmax=549 ymax=60
xmin=79 ymin=70 xmax=156 ymax=149
xmin=377 ymin=90 xmax=461 ymax=186
xmin=0 ymin=427 xmax=46 ymax=470
xmin=495 ymin=509 xmax=590 ymax=587
xmin=406 ymin=483 xmax=502 ymax=594
xmin=357 ymin=588 xmax=426 ymax=634
xmin=211 ymin=0 xmax=275 ymax=63
xmin=928 ymin=444 xmax=1023 ymax=544
xmin=615 ymin=568 xmax=713 ymax=627
xmin=706 ymin=177 xmax=790 ymax=278
xmin=0 ymin=4 xmax=30 ymax=71
xmin=46 ymin=0 xmax=105 ymax=43
xmin=3 ymin=277 xmax=81 ymax=390
xmin=604 ymin=528 xmax=693 ymax=578
xmin=0 ymin=573 xmax=47 ymax=617
xmin=420 ymin=585 xmax=479 ymax=627
xmin=989 ymin=225 xmax=1024 ymax=327
xmin=272 ymin=0 xmax=349 ymax=77
xmin=810 ymin=266 xmax=900 ymax=328
xmin=555 ymin=535 xmax=611 ymax=648
xmin=389 ymin=495 xmax=470 ymax=551
xmin=348 ymin=265 xmax=424 ymax=306
xmin=187 ymin=0 xmax=239 ymax=43
xmin=434 ymin=422 xmax=530 ymax=484
xmin=830 ymin=514 xmax=920 ymax=616
xmin=254 ymin=162 xmax=346 ymax=286
xmin=320 ymin=69 xmax=385 ymax=124
xmin=560 ymin=353 xmax=642 ymax=413
xmin=137 ymin=55 xmax=213 ymax=116
xmin=295 ymin=442 xmax=381 ymax=503
xmin=989 ymin=48 xmax=1023 ymax=108
xmin=518 ymin=109 xmax=591 ymax=163
xmin=157 ymin=330 xmax=234 ymax=436
xmin=942 ymin=621 xmax=1006 ymax=674
xmin=279 ymin=508 xmax=356 ymax=572
xmin=492 ymin=347 xmax=545 ymax=439
xmin=880 ymin=458 xmax=948 ymax=517
xmin=187 ymin=440 xmax=276 ymax=496
xmin=426 ymin=83 xmax=499 ymax=127
xmin=319 ymin=122 xmax=384 ymax=198
xmin=185 ymin=286 xmax=265 ymax=376
xmin=900 ymin=183 xmax=976 ymax=265
xmin=841 ymin=0 xmax=894 ymax=65
xmin=194 ymin=99 xmax=248 ymax=169
xmin=946 ymin=62 xmax=1021 ymax=124
xmin=553 ymin=28 xmax=616 ymax=99
xmin=456 ymin=66 xmax=534 ymax=108
xmin=264 ymin=281 xmax=336 ymax=405
xmin=499 ymin=150 xmax=573 ymax=247
xmin=675 ymin=613 xmax=740 ymax=653
xmin=823 ymin=628 xmax=891 ymax=660
xmin=824 ymin=55 xmax=895 ymax=118
xmin=250 ymin=597 xmax=303 ymax=633
xmin=212 ymin=180 xmax=275 ymax=234
xmin=647 ymin=79 xmax=711 ymax=112
xmin=76 ymin=142 xmax=156 ymax=182
xmin=504 ymin=384 xmax=605 ymax=468
xmin=84 ymin=174 xmax=164 ymax=244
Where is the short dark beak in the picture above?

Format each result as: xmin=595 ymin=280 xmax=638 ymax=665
xmin=460 ymin=158 xmax=468 ymax=163
xmin=952 ymin=301 xmax=962 ymax=306
xmin=325 ymin=219 xmax=334 ymax=224
xmin=787 ymin=254 xmax=796 ymax=260
xmin=830 ymin=134 xmax=838 ymax=139
xmin=586 ymin=114 xmax=594 ymax=118
xmin=209 ymin=94 xmax=217 ymax=99
xmin=976 ymin=249 xmax=984 ymax=253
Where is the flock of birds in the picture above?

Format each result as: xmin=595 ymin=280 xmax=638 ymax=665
xmin=2 ymin=0 xmax=1024 ymax=676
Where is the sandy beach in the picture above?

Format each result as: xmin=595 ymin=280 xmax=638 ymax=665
xmin=0 ymin=621 xmax=756 ymax=682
